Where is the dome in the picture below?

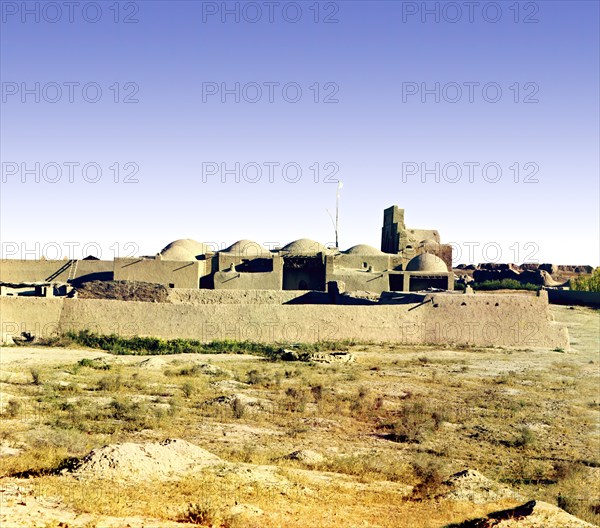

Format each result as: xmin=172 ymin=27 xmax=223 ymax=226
xmin=160 ymin=246 xmax=196 ymax=261
xmin=406 ymin=253 xmax=448 ymax=273
xmin=281 ymin=239 xmax=326 ymax=255
xmin=344 ymin=244 xmax=384 ymax=256
xmin=224 ymin=239 xmax=269 ymax=257
xmin=159 ymin=239 xmax=210 ymax=261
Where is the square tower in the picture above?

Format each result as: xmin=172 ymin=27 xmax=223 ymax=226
xmin=381 ymin=205 xmax=405 ymax=254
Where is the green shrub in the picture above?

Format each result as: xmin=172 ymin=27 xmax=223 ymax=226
xmin=285 ymin=387 xmax=309 ymax=413
xmin=380 ymin=401 xmax=441 ymax=443
xmin=181 ymin=381 xmax=196 ymax=399
xmin=512 ymin=425 xmax=536 ymax=448
xmin=473 ymin=279 xmax=541 ymax=291
xmin=97 ymin=374 xmax=123 ymax=392
xmin=411 ymin=458 xmax=446 ymax=499
xmin=77 ymin=358 xmax=111 ymax=370
xmin=181 ymin=502 xmax=222 ymax=525
xmin=570 ymin=267 xmax=600 ymax=292
xmin=232 ymin=397 xmax=246 ymax=419
xmin=5 ymin=400 xmax=23 ymax=418
xmin=108 ymin=398 xmax=140 ymax=421
xmin=42 ymin=330 xmax=354 ymax=360
xmin=29 ymin=368 xmax=42 ymax=385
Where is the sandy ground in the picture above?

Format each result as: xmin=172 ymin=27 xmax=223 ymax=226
xmin=0 ymin=304 xmax=597 ymax=527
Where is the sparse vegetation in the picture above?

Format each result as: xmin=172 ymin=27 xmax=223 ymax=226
xmin=181 ymin=381 xmax=196 ymax=399
xmin=77 ymin=357 xmax=111 ymax=370
xmin=181 ymin=501 xmax=224 ymax=526
xmin=29 ymin=367 xmax=42 ymax=385
xmin=473 ymin=279 xmax=541 ymax=291
xmin=4 ymin=399 xmax=23 ymax=419
xmin=43 ymin=330 xmax=352 ymax=360
xmin=379 ymin=400 xmax=442 ymax=444
xmin=231 ymin=397 xmax=246 ymax=419
xmin=0 ymin=305 xmax=598 ymax=527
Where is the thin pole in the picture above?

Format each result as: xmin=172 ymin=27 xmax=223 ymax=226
xmin=335 ymin=181 xmax=343 ymax=249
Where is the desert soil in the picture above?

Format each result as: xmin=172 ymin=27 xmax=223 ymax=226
xmin=0 ymin=305 xmax=598 ymax=527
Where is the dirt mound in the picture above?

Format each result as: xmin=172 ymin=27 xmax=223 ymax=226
xmin=284 ymin=450 xmax=325 ymax=465
xmin=182 ymin=361 xmax=232 ymax=377
xmin=449 ymin=499 xmax=594 ymax=527
xmin=75 ymin=280 xmax=168 ymax=302
xmin=204 ymin=393 xmax=274 ymax=413
xmin=211 ymin=379 xmax=250 ymax=391
xmin=440 ymin=469 xmax=522 ymax=504
xmin=66 ymin=439 xmax=221 ymax=480
xmin=137 ymin=356 xmax=170 ymax=369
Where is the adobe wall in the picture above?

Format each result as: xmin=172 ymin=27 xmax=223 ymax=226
xmin=113 ymin=258 xmax=202 ymax=289
xmin=0 ymin=260 xmax=113 ymax=283
xmin=213 ymin=269 xmax=283 ymax=290
xmin=0 ymin=297 xmax=64 ymax=340
xmin=332 ymin=254 xmax=394 ymax=273
xmin=406 ymin=228 xmax=440 ymax=244
xmin=0 ymin=292 xmax=569 ymax=349
xmin=217 ymin=253 xmax=278 ymax=270
xmin=547 ymin=289 xmax=600 ymax=308
xmin=327 ymin=269 xmax=390 ymax=294
xmin=166 ymin=289 xmax=308 ymax=305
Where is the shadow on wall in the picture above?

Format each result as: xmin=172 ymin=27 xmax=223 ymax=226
xmin=284 ymin=291 xmax=432 ymax=306
xmin=284 ymin=292 xmax=377 ymax=305
xmin=71 ymin=272 xmax=114 ymax=285
xmin=284 ymin=292 xmax=330 ymax=304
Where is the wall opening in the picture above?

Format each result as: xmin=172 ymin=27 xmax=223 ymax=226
xmin=409 ymin=277 xmax=447 ymax=292
xmin=283 ymin=257 xmax=325 ymax=291
xmin=388 ymin=274 xmax=404 ymax=291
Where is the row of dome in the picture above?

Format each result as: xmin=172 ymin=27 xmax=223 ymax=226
xmin=158 ymin=239 xmax=447 ymax=272
xmin=159 ymin=238 xmax=386 ymax=260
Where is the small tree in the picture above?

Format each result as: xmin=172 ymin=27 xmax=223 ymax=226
xmin=570 ymin=268 xmax=600 ymax=292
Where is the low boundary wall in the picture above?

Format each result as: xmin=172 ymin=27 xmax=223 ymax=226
xmin=548 ymin=289 xmax=600 ymax=308
xmin=0 ymin=292 xmax=569 ymax=349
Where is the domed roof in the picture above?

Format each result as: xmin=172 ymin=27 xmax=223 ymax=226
xmin=406 ymin=253 xmax=448 ymax=273
xmin=159 ymin=246 xmax=195 ymax=261
xmin=224 ymin=239 xmax=269 ymax=256
xmin=281 ymin=239 xmax=326 ymax=255
xmin=159 ymin=239 xmax=210 ymax=261
xmin=344 ymin=244 xmax=384 ymax=256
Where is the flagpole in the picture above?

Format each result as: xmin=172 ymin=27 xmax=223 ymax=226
xmin=335 ymin=181 xmax=343 ymax=249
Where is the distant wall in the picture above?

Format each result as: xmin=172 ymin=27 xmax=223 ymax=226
xmin=113 ymin=258 xmax=201 ymax=289
xmin=548 ymin=289 xmax=600 ymax=308
xmin=1 ymin=292 xmax=569 ymax=349
xmin=0 ymin=260 xmax=113 ymax=283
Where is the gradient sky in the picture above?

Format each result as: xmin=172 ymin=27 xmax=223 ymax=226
xmin=1 ymin=0 xmax=598 ymax=265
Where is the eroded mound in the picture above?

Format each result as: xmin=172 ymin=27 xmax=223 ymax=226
xmin=66 ymin=439 xmax=221 ymax=480
xmin=440 ymin=469 xmax=523 ymax=504
xmin=449 ymin=499 xmax=595 ymax=527
xmin=75 ymin=280 xmax=168 ymax=302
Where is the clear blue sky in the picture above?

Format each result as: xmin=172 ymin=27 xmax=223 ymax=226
xmin=1 ymin=0 xmax=598 ymax=265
